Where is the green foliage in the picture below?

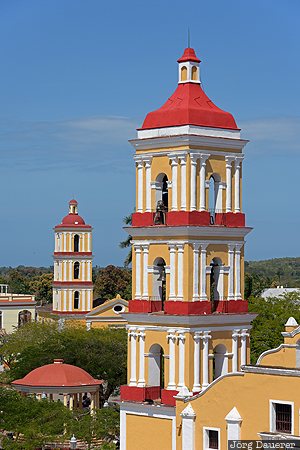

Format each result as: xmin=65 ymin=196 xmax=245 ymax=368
xmin=245 ymin=257 xmax=300 ymax=291
xmin=119 ymin=214 xmax=132 ymax=267
xmin=1 ymin=322 xmax=127 ymax=400
xmin=249 ymin=292 xmax=300 ymax=364
xmin=0 ymin=387 xmax=71 ymax=449
xmin=28 ymin=272 xmax=53 ymax=304
xmin=94 ymin=265 xmax=132 ymax=301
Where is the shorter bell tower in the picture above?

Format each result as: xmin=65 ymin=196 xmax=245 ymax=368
xmin=52 ymin=199 xmax=93 ymax=315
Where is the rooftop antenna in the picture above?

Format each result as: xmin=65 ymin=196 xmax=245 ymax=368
xmin=187 ymin=28 xmax=191 ymax=48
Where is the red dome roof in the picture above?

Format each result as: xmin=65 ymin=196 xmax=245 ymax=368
xmin=12 ymin=359 xmax=102 ymax=388
xmin=141 ymin=48 xmax=238 ymax=131
xmin=61 ymin=214 xmax=86 ymax=225
xmin=69 ymin=199 xmax=78 ymax=206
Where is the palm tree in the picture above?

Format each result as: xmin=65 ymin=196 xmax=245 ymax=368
xmin=119 ymin=214 xmax=132 ymax=267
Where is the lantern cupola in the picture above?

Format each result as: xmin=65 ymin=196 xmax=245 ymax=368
xmin=178 ymin=47 xmax=201 ymax=84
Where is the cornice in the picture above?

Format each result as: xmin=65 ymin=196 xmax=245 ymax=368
xmin=125 ymin=225 xmax=252 ymax=239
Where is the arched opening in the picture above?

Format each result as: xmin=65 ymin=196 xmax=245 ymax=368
xmin=213 ymin=344 xmax=228 ymax=379
xmin=18 ymin=310 xmax=32 ymax=327
xmin=74 ymin=234 xmax=79 ymax=252
xmin=210 ymin=257 xmax=223 ymax=309
xmin=74 ymin=291 xmax=80 ymax=309
xmin=148 ymin=343 xmax=164 ymax=388
xmin=181 ymin=66 xmax=187 ymax=81
xmin=208 ymin=174 xmax=222 ymax=224
xmin=152 ymin=257 xmax=166 ymax=309
xmin=155 ymin=173 xmax=168 ymax=210
xmin=191 ymin=66 xmax=198 ymax=80
xmin=74 ymin=261 xmax=80 ymax=280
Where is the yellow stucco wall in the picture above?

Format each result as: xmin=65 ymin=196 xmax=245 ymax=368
xmin=0 ymin=306 xmax=35 ymax=333
xmin=126 ymin=414 xmax=173 ymax=450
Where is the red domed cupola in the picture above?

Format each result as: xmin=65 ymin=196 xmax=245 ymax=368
xmin=55 ymin=199 xmax=91 ymax=229
xmin=141 ymin=47 xmax=238 ymax=131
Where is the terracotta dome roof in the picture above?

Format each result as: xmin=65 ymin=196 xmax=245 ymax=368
xmin=11 ymin=359 xmax=102 ymax=388
xmin=69 ymin=199 xmax=78 ymax=206
xmin=140 ymin=48 xmax=238 ymax=131
xmin=61 ymin=214 xmax=86 ymax=225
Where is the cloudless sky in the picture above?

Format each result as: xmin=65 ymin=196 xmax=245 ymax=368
xmin=0 ymin=0 xmax=299 ymax=267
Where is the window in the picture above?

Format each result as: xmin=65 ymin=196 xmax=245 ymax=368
xmin=208 ymin=430 xmax=219 ymax=449
xmin=74 ymin=261 xmax=80 ymax=279
xmin=181 ymin=66 xmax=187 ymax=81
xmin=113 ymin=304 xmax=125 ymax=314
xmin=18 ymin=310 xmax=32 ymax=327
xmin=74 ymin=234 xmax=79 ymax=252
xmin=204 ymin=428 xmax=220 ymax=450
xmin=275 ymin=403 xmax=292 ymax=433
xmin=0 ymin=311 xmax=2 ymax=329
xmin=74 ymin=291 xmax=80 ymax=310
xmin=270 ymin=401 xmax=293 ymax=435
xmin=192 ymin=66 xmax=198 ymax=80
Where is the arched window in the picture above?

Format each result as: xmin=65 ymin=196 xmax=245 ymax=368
xmin=155 ymin=173 xmax=169 ymax=210
xmin=74 ymin=234 xmax=79 ymax=252
xmin=181 ymin=66 xmax=187 ymax=81
xmin=74 ymin=291 xmax=80 ymax=309
xmin=191 ymin=66 xmax=198 ymax=80
xmin=74 ymin=261 xmax=80 ymax=279
xmin=213 ymin=344 xmax=228 ymax=379
xmin=210 ymin=257 xmax=223 ymax=308
xmin=18 ymin=310 xmax=32 ymax=328
xmin=152 ymin=257 xmax=166 ymax=309
xmin=148 ymin=344 xmax=164 ymax=389
xmin=209 ymin=174 xmax=222 ymax=223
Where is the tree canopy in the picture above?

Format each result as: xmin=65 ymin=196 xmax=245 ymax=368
xmin=0 ymin=322 xmax=127 ymax=401
xmin=93 ymin=265 xmax=132 ymax=301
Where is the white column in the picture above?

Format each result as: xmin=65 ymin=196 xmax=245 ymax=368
xmin=202 ymin=331 xmax=211 ymax=388
xmin=136 ymin=160 xmax=144 ymax=213
xmin=68 ymin=260 xmax=72 ymax=281
xmin=63 ymin=232 xmax=67 ymax=252
xmin=234 ymin=158 xmax=242 ymax=213
xmin=170 ymin=157 xmax=178 ymax=211
xmin=193 ymin=243 xmax=200 ymax=301
xmin=179 ymin=156 xmax=187 ymax=211
xmin=144 ymin=158 xmax=152 ymax=212
xmin=142 ymin=245 xmax=149 ymax=300
xmin=177 ymin=244 xmax=184 ymax=300
xmin=181 ymin=403 xmax=196 ymax=450
xmin=192 ymin=332 xmax=201 ymax=392
xmin=190 ymin=155 xmax=197 ymax=211
xmin=137 ymin=329 xmax=146 ymax=387
xmin=167 ymin=329 xmax=176 ymax=390
xmin=87 ymin=261 xmax=91 ymax=281
xmin=87 ymin=232 xmax=91 ymax=252
xmin=63 ymin=290 xmax=67 ymax=311
xmin=199 ymin=155 xmax=209 ymax=211
xmin=177 ymin=331 xmax=186 ymax=388
xmin=200 ymin=244 xmax=208 ymax=300
xmin=226 ymin=157 xmax=233 ymax=212
xmin=135 ymin=245 xmax=142 ymax=299
xmin=129 ymin=328 xmax=137 ymax=386
xmin=228 ymin=244 xmax=235 ymax=300
xmin=234 ymin=244 xmax=242 ymax=299
xmin=232 ymin=329 xmax=240 ymax=372
xmin=240 ymin=329 xmax=249 ymax=367
xmin=169 ymin=244 xmax=176 ymax=300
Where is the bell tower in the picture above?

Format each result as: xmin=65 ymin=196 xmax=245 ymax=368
xmin=52 ymin=199 xmax=93 ymax=315
xmin=120 ymin=47 xmax=256 ymax=450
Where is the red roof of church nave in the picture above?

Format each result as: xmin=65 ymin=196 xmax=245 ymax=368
xmin=141 ymin=47 xmax=238 ymax=131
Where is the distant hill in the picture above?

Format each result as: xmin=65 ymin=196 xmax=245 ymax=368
xmin=245 ymin=257 xmax=300 ymax=289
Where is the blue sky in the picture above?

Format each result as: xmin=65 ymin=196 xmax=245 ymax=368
xmin=0 ymin=0 xmax=299 ymax=267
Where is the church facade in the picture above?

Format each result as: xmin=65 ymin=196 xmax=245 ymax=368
xmin=119 ymin=47 xmax=300 ymax=449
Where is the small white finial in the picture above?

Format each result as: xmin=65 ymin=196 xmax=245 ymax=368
xmin=285 ymin=317 xmax=298 ymax=327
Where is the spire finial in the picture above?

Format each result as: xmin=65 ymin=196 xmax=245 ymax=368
xmin=187 ymin=28 xmax=190 ymax=48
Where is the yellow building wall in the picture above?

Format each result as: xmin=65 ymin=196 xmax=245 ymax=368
xmin=1 ymin=306 xmax=35 ymax=333
xmin=126 ymin=414 xmax=173 ymax=450
xmin=175 ymin=371 xmax=300 ymax=449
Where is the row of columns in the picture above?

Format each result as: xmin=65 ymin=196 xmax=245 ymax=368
xmin=128 ymin=327 xmax=249 ymax=392
xmin=54 ymin=260 xmax=92 ymax=282
xmin=134 ymin=242 xmax=243 ymax=301
xmin=57 ymin=289 xmax=92 ymax=312
xmin=55 ymin=232 xmax=92 ymax=253
xmin=135 ymin=154 xmax=243 ymax=213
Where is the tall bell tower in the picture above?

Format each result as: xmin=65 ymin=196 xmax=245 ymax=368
xmin=52 ymin=199 xmax=93 ymax=315
xmin=120 ymin=47 xmax=256 ymax=450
